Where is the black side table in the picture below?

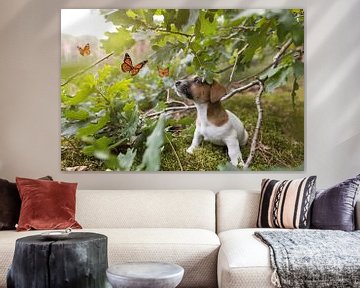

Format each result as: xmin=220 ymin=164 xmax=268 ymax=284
xmin=7 ymin=232 xmax=108 ymax=288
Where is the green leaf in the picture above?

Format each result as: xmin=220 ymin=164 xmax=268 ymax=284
xmin=82 ymin=136 xmax=112 ymax=157
xmin=97 ymin=64 xmax=113 ymax=83
xmin=77 ymin=113 xmax=110 ymax=138
xmin=137 ymin=115 xmax=165 ymax=171
xmin=242 ymin=21 xmax=270 ymax=64
xmin=196 ymin=11 xmax=217 ymax=36
xmin=264 ymin=65 xmax=292 ymax=92
xmin=291 ymin=77 xmax=299 ymax=108
xmin=163 ymin=9 xmax=176 ymax=31
xmin=63 ymin=75 xmax=96 ymax=106
xmin=175 ymin=9 xmax=190 ymax=30
xmin=293 ymin=60 xmax=304 ymax=78
xmin=292 ymin=26 xmax=304 ymax=46
xmin=104 ymin=10 xmax=134 ymax=26
xmin=117 ymin=148 xmax=137 ymax=171
xmin=64 ymin=109 xmax=89 ymax=121
xmin=101 ymin=28 xmax=135 ymax=55
xmin=107 ymin=79 xmax=132 ymax=100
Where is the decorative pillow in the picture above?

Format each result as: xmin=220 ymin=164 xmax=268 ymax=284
xmin=257 ymin=176 xmax=317 ymax=229
xmin=0 ymin=176 xmax=52 ymax=230
xmin=311 ymin=174 xmax=360 ymax=231
xmin=16 ymin=177 xmax=82 ymax=231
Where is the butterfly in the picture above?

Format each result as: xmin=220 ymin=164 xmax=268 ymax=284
xmin=77 ymin=43 xmax=90 ymax=56
xmin=121 ymin=53 xmax=148 ymax=76
xmin=158 ymin=66 xmax=170 ymax=77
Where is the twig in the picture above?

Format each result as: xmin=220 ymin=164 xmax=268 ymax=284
xmin=166 ymin=88 xmax=170 ymax=102
xmin=95 ymin=88 xmax=110 ymax=104
xmin=61 ymin=52 xmax=114 ymax=86
xmin=229 ymin=43 xmax=249 ymax=82
xmin=148 ymin=27 xmax=194 ymax=38
xmin=145 ymin=105 xmax=196 ymax=118
xmin=165 ymin=133 xmax=183 ymax=171
xmin=215 ymin=65 xmax=233 ymax=74
xmin=244 ymin=79 xmax=265 ymax=169
xmin=167 ymin=100 xmax=189 ymax=107
xmin=165 ymin=89 xmax=189 ymax=107
xmin=273 ymin=39 xmax=292 ymax=68
xmin=221 ymin=78 xmax=262 ymax=102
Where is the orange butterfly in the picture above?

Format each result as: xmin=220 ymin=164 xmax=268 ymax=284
xmin=77 ymin=43 xmax=90 ymax=56
xmin=158 ymin=66 xmax=170 ymax=77
xmin=121 ymin=53 xmax=148 ymax=76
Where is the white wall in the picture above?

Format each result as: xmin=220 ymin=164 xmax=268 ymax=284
xmin=0 ymin=0 xmax=359 ymax=191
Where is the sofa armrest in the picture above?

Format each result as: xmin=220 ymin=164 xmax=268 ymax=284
xmin=356 ymin=200 xmax=360 ymax=230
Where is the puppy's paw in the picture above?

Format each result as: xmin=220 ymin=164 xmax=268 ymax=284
xmin=186 ymin=146 xmax=195 ymax=154
xmin=230 ymin=159 xmax=245 ymax=167
xmin=238 ymin=160 xmax=245 ymax=167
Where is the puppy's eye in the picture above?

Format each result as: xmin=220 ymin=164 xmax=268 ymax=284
xmin=194 ymin=77 xmax=203 ymax=84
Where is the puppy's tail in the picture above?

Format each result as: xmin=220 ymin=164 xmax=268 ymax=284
xmin=240 ymin=129 xmax=249 ymax=146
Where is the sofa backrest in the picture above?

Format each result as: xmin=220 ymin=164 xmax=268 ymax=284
xmin=217 ymin=190 xmax=360 ymax=232
xmin=216 ymin=190 xmax=260 ymax=233
xmin=76 ymin=190 xmax=216 ymax=231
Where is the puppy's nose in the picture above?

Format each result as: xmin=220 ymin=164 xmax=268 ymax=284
xmin=175 ymin=81 xmax=181 ymax=87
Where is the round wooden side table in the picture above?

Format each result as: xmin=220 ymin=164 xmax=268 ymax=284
xmin=106 ymin=262 xmax=184 ymax=288
xmin=7 ymin=232 xmax=108 ymax=288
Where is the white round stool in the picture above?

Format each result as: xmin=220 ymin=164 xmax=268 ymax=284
xmin=106 ymin=262 xmax=184 ymax=288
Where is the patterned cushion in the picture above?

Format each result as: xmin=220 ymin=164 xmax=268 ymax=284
xmin=256 ymin=176 xmax=317 ymax=229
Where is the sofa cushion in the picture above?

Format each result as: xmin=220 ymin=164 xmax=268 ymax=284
xmin=311 ymin=174 xmax=360 ymax=231
xmin=0 ymin=179 xmax=20 ymax=230
xmin=76 ymin=190 xmax=216 ymax=231
xmin=257 ymin=177 xmax=317 ymax=229
xmin=16 ymin=177 xmax=82 ymax=231
xmin=216 ymin=190 xmax=260 ymax=233
xmin=217 ymin=228 xmax=278 ymax=288
xmin=0 ymin=228 xmax=220 ymax=288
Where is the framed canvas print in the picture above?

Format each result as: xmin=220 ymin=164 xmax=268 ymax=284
xmin=61 ymin=9 xmax=304 ymax=171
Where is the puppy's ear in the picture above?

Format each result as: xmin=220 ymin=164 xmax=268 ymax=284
xmin=210 ymin=80 xmax=227 ymax=103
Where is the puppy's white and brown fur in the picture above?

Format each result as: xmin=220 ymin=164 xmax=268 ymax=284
xmin=175 ymin=75 xmax=248 ymax=166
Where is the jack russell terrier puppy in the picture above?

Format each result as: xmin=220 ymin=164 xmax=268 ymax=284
xmin=175 ymin=75 xmax=248 ymax=166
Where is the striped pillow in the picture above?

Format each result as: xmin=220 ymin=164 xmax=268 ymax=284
xmin=257 ymin=176 xmax=317 ymax=229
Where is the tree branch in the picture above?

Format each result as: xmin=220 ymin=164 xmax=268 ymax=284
xmin=149 ymin=27 xmax=194 ymax=38
xmin=229 ymin=43 xmax=249 ymax=82
xmin=244 ymin=79 xmax=265 ymax=169
xmin=61 ymin=52 xmax=114 ymax=87
xmin=273 ymin=39 xmax=292 ymax=68
xmin=214 ymin=65 xmax=233 ymax=74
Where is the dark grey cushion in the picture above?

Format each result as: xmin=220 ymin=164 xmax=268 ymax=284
xmin=311 ymin=174 xmax=360 ymax=231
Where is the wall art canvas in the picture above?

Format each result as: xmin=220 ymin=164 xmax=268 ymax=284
xmin=61 ymin=9 xmax=304 ymax=171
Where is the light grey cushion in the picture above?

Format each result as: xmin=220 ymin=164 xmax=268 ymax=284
xmin=218 ymin=228 xmax=282 ymax=288
xmin=216 ymin=190 xmax=260 ymax=233
xmin=76 ymin=190 xmax=216 ymax=231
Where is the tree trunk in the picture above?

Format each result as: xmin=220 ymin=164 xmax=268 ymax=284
xmin=7 ymin=232 xmax=108 ymax=288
